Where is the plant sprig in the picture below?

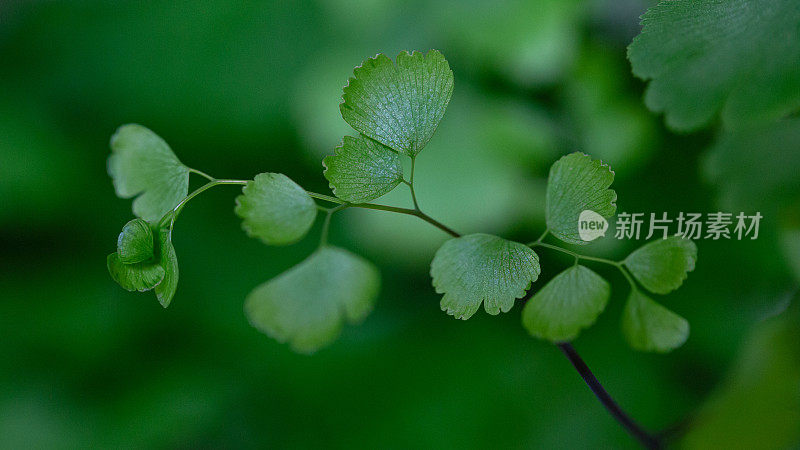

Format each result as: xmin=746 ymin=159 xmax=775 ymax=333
xmin=106 ymin=49 xmax=698 ymax=449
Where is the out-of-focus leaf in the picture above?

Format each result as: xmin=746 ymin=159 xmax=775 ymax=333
xmin=245 ymin=246 xmax=380 ymax=353
xmin=522 ymin=265 xmax=610 ymax=342
xmin=624 ymin=237 xmax=697 ymax=294
xmin=703 ymin=118 xmax=800 ymax=214
xmin=681 ymin=300 xmax=800 ymax=449
xmin=622 ymin=290 xmax=689 ymax=352
xmin=430 ymin=234 xmax=540 ymax=320
xmin=108 ymin=124 xmax=189 ymax=222
xmin=234 ymin=173 xmax=317 ymax=246
xmin=340 ymin=50 xmax=454 ymax=157
xmin=434 ymin=0 xmax=584 ymax=86
xmin=116 ymin=218 xmax=155 ymax=264
xmin=628 ymin=0 xmax=800 ymax=131
xmin=323 ymin=135 xmax=404 ymax=203
xmin=546 ymin=152 xmax=616 ymax=245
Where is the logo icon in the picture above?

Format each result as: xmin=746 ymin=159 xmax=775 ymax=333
xmin=578 ymin=210 xmax=608 ymax=242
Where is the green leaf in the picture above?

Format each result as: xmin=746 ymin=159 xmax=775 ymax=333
xmin=108 ymin=124 xmax=190 ymax=222
xmin=340 ymin=50 xmax=454 ymax=157
xmin=107 ymin=253 xmax=164 ymax=292
xmin=116 ymin=218 xmax=155 ymax=264
xmin=628 ymin=0 xmax=800 ymax=131
xmin=323 ymin=135 xmax=404 ymax=203
xmin=703 ymin=118 xmax=800 ymax=213
xmin=154 ymin=226 xmax=179 ymax=308
xmin=107 ymin=217 xmax=180 ymax=306
xmin=624 ymin=236 xmax=697 ymax=294
xmin=430 ymin=233 xmax=540 ymax=320
xmin=622 ymin=290 xmax=689 ymax=352
xmin=522 ymin=265 xmax=610 ymax=342
xmin=234 ymin=173 xmax=317 ymax=246
xmin=245 ymin=246 xmax=380 ymax=353
xmin=680 ymin=300 xmax=800 ymax=449
xmin=546 ymin=152 xmax=616 ymax=245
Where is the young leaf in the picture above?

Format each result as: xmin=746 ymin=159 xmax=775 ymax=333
xmin=323 ymin=135 xmax=404 ymax=203
xmin=245 ymin=246 xmax=380 ymax=353
xmin=430 ymin=233 xmax=540 ymax=320
xmin=546 ymin=152 xmax=616 ymax=245
xmin=522 ymin=265 xmax=610 ymax=342
xmin=108 ymin=124 xmax=190 ymax=222
xmin=622 ymin=290 xmax=689 ymax=353
xmin=117 ymin=218 xmax=155 ymax=264
xmin=234 ymin=173 xmax=317 ymax=246
xmin=340 ymin=50 xmax=454 ymax=157
xmin=107 ymin=253 xmax=165 ymax=292
xmin=628 ymin=0 xmax=800 ymax=131
xmin=154 ymin=226 xmax=179 ymax=308
xmin=624 ymin=237 xmax=697 ymax=294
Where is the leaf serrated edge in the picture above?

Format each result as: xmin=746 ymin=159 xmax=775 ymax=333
xmin=624 ymin=238 xmax=698 ymax=294
xmin=429 ymin=234 xmax=540 ymax=320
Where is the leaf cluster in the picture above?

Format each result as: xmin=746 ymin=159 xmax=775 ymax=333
xmin=107 ymin=50 xmax=697 ymax=354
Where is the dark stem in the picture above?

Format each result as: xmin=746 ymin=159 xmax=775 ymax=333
xmin=314 ymin=192 xmax=662 ymax=447
xmin=557 ymin=343 xmax=663 ymax=449
xmin=412 ymin=210 xmax=460 ymax=237
xmin=351 ymin=203 xmax=460 ymax=237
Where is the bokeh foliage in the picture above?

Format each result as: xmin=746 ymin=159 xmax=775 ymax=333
xmin=1 ymin=0 xmax=797 ymax=448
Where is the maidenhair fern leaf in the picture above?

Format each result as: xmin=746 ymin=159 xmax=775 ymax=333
xmin=522 ymin=265 xmax=610 ymax=342
xmin=341 ymin=50 xmax=454 ymax=157
xmin=107 ymin=253 xmax=165 ymax=292
xmin=323 ymin=135 xmax=404 ymax=203
xmin=622 ymin=290 xmax=689 ymax=352
xmin=430 ymin=233 xmax=540 ymax=320
xmin=546 ymin=152 xmax=616 ymax=245
xmin=116 ymin=218 xmax=155 ymax=264
xmin=154 ymin=226 xmax=179 ymax=308
xmin=624 ymin=237 xmax=697 ymax=295
xmin=108 ymin=124 xmax=190 ymax=222
xmin=245 ymin=246 xmax=380 ymax=353
xmin=235 ymin=173 xmax=317 ymax=246
xmin=628 ymin=0 xmax=800 ymax=131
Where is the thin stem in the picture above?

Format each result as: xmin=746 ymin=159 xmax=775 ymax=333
xmin=530 ymin=242 xmax=620 ymax=268
xmin=415 ymin=210 xmax=460 ymax=238
xmin=408 ymin=156 xmax=420 ymax=210
xmin=558 ymin=343 xmax=662 ymax=450
xmin=349 ymin=203 xmax=460 ymax=237
xmin=579 ymin=254 xmax=622 ymax=266
xmin=319 ymin=204 xmax=348 ymax=246
xmin=308 ymin=191 xmax=346 ymax=204
xmin=159 ymin=179 xmax=246 ymax=228
xmin=533 ymin=228 xmax=549 ymax=244
xmin=189 ymin=168 xmax=216 ymax=181
xmin=618 ymin=264 xmax=639 ymax=291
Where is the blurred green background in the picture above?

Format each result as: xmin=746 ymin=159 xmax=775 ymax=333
xmin=1 ymin=0 xmax=798 ymax=448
